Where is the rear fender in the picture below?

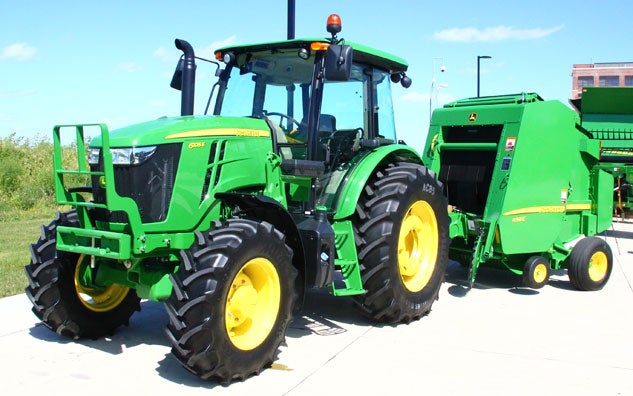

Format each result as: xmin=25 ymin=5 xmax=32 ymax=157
xmin=333 ymin=145 xmax=423 ymax=220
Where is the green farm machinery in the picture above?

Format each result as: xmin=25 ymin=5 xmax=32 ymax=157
xmin=25 ymin=15 xmax=450 ymax=382
xmin=423 ymin=92 xmax=618 ymax=290
xmin=571 ymin=87 xmax=633 ymax=218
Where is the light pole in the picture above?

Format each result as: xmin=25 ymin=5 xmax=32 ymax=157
xmin=429 ymin=57 xmax=447 ymax=122
xmin=477 ymin=55 xmax=491 ymax=97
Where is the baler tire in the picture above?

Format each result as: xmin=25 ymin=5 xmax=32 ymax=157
xmin=568 ymin=237 xmax=613 ymax=291
xmin=24 ymin=210 xmax=141 ymax=340
xmin=522 ymin=255 xmax=550 ymax=289
xmin=352 ymin=162 xmax=449 ymax=324
xmin=165 ymin=218 xmax=297 ymax=383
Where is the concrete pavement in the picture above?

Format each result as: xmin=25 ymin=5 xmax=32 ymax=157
xmin=1 ymin=222 xmax=632 ymax=395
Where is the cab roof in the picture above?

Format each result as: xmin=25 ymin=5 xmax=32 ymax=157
xmin=215 ymin=37 xmax=408 ymax=74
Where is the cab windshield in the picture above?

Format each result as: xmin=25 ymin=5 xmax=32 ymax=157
xmin=215 ymin=47 xmax=397 ymax=154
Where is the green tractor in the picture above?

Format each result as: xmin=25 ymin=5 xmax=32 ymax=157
xmin=25 ymin=15 xmax=449 ymax=382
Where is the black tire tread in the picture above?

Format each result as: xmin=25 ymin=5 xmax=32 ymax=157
xmin=352 ymin=161 xmax=450 ymax=324
xmin=568 ymin=236 xmax=613 ymax=291
xmin=24 ymin=210 xmax=140 ymax=340
xmin=165 ymin=218 xmax=297 ymax=383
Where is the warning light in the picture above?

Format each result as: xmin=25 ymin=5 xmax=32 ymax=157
xmin=310 ymin=42 xmax=330 ymax=51
xmin=327 ymin=14 xmax=342 ymax=35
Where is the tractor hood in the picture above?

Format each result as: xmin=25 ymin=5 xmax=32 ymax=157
xmin=90 ymin=116 xmax=271 ymax=148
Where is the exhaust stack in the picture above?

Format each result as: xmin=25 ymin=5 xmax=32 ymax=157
xmin=174 ymin=39 xmax=196 ymax=116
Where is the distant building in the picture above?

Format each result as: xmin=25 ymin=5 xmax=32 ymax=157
xmin=571 ymin=62 xmax=633 ymax=99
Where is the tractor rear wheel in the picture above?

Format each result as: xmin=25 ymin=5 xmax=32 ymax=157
xmin=24 ymin=210 xmax=141 ymax=339
xmin=568 ymin=237 xmax=613 ymax=291
xmin=165 ymin=218 xmax=297 ymax=383
xmin=522 ymin=255 xmax=550 ymax=289
xmin=353 ymin=162 xmax=449 ymax=323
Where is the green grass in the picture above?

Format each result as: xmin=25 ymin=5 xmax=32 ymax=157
xmin=0 ymin=212 xmax=55 ymax=297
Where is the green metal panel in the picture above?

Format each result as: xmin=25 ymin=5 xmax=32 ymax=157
xmin=332 ymin=144 xmax=422 ymax=220
xmin=331 ymin=220 xmax=364 ymax=296
xmin=423 ymin=92 xmax=611 ymax=283
xmin=592 ymin=169 xmax=615 ymax=233
xmin=497 ymin=100 xmax=590 ymax=254
xmin=90 ymin=116 xmax=272 ymax=147
xmin=576 ymin=87 xmax=633 ymax=117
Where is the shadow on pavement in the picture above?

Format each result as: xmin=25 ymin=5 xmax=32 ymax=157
xmin=602 ymin=228 xmax=633 ymax=240
xmin=155 ymin=354 xmax=220 ymax=389
xmin=442 ymin=260 xmax=578 ymax=297
xmin=27 ymin=300 xmax=170 ymax=354
xmin=288 ymin=288 xmax=371 ymax=338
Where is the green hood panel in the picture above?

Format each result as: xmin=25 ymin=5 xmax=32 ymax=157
xmin=90 ymin=116 xmax=271 ymax=148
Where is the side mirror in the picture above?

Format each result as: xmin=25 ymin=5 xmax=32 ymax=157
xmin=324 ymin=44 xmax=353 ymax=81
xmin=170 ymin=58 xmax=184 ymax=91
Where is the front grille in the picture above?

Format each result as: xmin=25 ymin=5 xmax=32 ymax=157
xmin=91 ymin=143 xmax=182 ymax=223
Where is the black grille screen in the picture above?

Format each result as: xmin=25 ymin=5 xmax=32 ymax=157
xmin=439 ymin=150 xmax=496 ymax=215
xmin=443 ymin=125 xmax=503 ymax=143
xmin=91 ymin=143 xmax=182 ymax=223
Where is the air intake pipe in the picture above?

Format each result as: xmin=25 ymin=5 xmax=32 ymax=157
xmin=174 ymin=39 xmax=196 ymax=116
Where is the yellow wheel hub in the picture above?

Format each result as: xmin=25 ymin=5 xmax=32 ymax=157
xmin=398 ymin=200 xmax=438 ymax=292
xmin=533 ymin=263 xmax=548 ymax=284
xmin=74 ymin=255 xmax=130 ymax=313
xmin=225 ymin=258 xmax=281 ymax=351
xmin=588 ymin=251 xmax=608 ymax=282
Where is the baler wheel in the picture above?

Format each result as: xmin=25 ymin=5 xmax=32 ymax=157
xmin=522 ymin=255 xmax=550 ymax=289
xmin=165 ymin=218 xmax=297 ymax=383
xmin=568 ymin=237 xmax=613 ymax=291
xmin=24 ymin=210 xmax=140 ymax=339
xmin=352 ymin=162 xmax=449 ymax=324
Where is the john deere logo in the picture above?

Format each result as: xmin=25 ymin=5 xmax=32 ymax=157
xmin=99 ymin=176 xmax=106 ymax=187
xmin=468 ymin=112 xmax=477 ymax=122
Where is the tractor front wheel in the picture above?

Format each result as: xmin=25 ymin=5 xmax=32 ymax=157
xmin=165 ymin=218 xmax=297 ymax=383
xmin=353 ymin=162 xmax=449 ymax=323
xmin=24 ymin=210 xmax=141 ymax=339
xmin=568 ymin=237 xmax=613 ymax=291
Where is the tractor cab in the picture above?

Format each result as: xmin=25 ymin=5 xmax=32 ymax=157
xmin=174 ymin=14 xmax=412 ymax=213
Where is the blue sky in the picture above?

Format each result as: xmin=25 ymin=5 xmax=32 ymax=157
xmin=2 ymin=0 xmax=633 ymax=153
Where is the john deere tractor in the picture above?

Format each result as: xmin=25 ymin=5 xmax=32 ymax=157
xmin=25 ymin=15 xmax=449 ymax=382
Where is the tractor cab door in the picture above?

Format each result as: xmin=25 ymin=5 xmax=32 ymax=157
xmin=315 ymin=64 xmax=397 ymax=210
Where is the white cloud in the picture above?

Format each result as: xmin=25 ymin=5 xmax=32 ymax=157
xmin=433 ymin=25 xmax=564 ymax=43
xmin=154 ymin=46 xmax=177 ymax=62
xmin=0 ymin=89 xmax=37 ymax=98
xmin=0 ymin=42 xmax=37 ymax=61
xmin=200 ymin=35 xmax=239 ymax=58
xmin=114 ymin=62 xmax=143 ymax=72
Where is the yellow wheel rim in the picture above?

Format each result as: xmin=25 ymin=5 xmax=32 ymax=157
xmin=398 ymin=200 xmax=439 ymax=292
xmin=588 ymin=251 xmax=608 ymax=282
xmin=533 ymin=263 xmax=548 ymax=284
xmin=74 ymin=255 xmax=130 ymax=313
xmin=225 ymin=258 xmax=281 ymax=351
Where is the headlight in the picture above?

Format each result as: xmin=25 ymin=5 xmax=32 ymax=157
xmin=88 ymin=148 xmax=101 ymax=165
xmin=110 ymin=146 xmax=157 ymax=165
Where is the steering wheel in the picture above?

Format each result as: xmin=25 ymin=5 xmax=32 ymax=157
xmin=265 ymin=111 xmax=301 ymax=134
